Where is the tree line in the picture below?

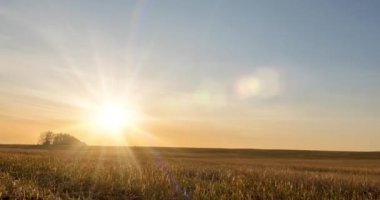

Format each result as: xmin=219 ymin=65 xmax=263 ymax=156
xmin=39 ymin=131 xmax=86 ymax=146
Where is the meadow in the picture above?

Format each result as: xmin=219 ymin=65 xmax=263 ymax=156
xmin=0 ymin=145 xmax=379 ymax=200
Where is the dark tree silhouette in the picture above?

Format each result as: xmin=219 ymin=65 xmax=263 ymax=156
xmin=38 ymin=131 xmax=86 ymax=146
xmin=39 ymin=131 xmax=54 ymax=146
xmin=52 ymin=133 xmax=85 ymax=146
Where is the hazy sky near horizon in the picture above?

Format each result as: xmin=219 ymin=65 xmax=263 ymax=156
xmin=1 ymin=1 xmax=380 ymax=150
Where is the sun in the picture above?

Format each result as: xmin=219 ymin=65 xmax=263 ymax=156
xmin=93 ymin=102 xmax=137 ymax=134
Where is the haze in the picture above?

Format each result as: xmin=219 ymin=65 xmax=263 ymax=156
xmin=0 ymin=1 xmax=379 ymax=151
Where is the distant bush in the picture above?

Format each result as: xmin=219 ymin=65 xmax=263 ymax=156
xmin=38 ymin=131 xmax=86 ymax=146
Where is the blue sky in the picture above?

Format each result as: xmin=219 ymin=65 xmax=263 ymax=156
xmin=0 ymin=1 xmax=379 ymax=150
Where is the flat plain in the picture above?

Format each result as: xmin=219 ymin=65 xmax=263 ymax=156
xmin=0 ymin=145 xmax=379 ymax=199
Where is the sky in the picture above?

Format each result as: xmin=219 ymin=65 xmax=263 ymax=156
xmin=0 ymin=0 xmax=379 ymax=151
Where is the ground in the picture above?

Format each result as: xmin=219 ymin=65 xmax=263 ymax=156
xmin=0 ymin=145 xmax=379 ymax=199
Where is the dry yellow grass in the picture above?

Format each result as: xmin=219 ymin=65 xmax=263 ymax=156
xmin=0 ymin=146 xmax=379 ymax=199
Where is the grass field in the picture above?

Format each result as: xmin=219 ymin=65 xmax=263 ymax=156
xmin=0 ymin=145 xmax=379 ymax=199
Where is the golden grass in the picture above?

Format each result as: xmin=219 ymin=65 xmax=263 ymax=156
xmin=0 ymin=147 xmax=379 ymax=199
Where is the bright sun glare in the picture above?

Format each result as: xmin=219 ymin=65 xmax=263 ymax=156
xmin=93 ymin=103 xmax=137 ymax=135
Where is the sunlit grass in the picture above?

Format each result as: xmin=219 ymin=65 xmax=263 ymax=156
xmin=0 ymin=147 xmax=380 ymax=199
